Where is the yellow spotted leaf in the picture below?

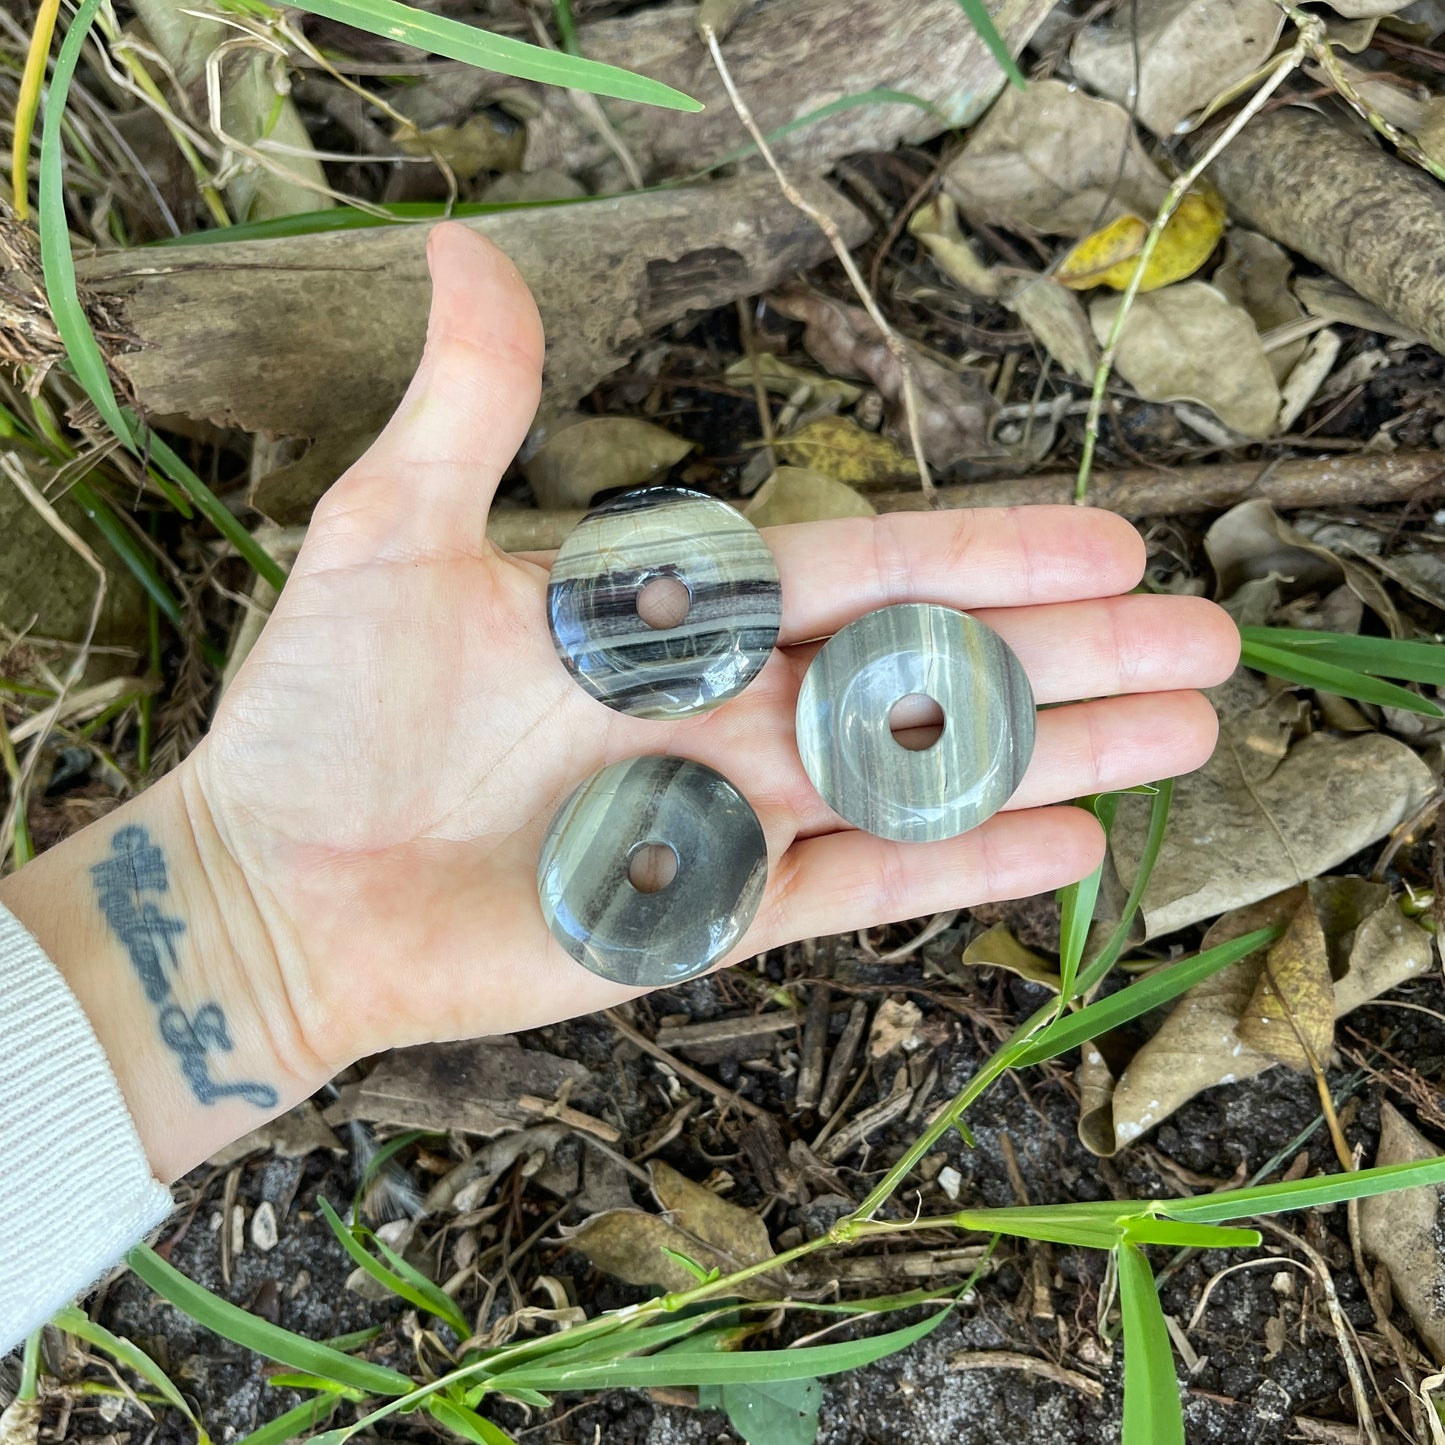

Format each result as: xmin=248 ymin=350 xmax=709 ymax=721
xmin=1058 ymin=191 xmax=1225 ymax=293
xmin=774 ymin=416 xmax=918 ymax=488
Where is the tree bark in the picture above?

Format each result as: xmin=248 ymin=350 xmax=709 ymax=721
xmin=80 ymin=175 xmax=869 ymax=522
xmin=1201 ymin=106 xmax=1445 ymax=356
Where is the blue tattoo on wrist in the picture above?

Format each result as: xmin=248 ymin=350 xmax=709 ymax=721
xmin=91 ymin=825 xmax=278 ymax=1109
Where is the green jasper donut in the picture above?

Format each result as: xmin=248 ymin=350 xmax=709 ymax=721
xmin=795 ymin=603 xmax=1036 ymax=843
xmin=537 ymin=755 xmax=769 ymax=986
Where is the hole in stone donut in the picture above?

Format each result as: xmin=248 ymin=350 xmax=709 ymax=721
xmin=627 ymin=840 xmax=680 ymax=893
xmin=636 ymin=574 xmax=691 ymax=630
xmin=889 ymin=692 xmax=945 ymax=752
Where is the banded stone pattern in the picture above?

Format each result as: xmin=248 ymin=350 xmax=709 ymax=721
xmin=537 ymin=755 xmax=769 ymax=986
xmin=795 ymin=603 xmax=1036 ymax=843
xmin=546 ymin=487 xmax=782 ymax=720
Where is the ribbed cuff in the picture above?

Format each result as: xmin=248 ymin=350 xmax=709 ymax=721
xmin=0 ymin=902 xmax=173 ymax=1352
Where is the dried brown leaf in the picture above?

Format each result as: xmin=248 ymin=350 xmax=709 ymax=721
xmin=1204 ymin=497 xmax=1400 ymax=634
xmin=769 ymin=289 xmax=997 ymax=468
xmin=1111 ymin=671 xmax=1436 ymax=939
xmin=907 ymin=194 xmax=1001 ymax=298
xmin=1235 ymin=894 xmax=1335 ymax=1071
xmin=1006 ymin=276 xmax=1100 ymax=381
xmin=744 ymin=468 xmax=874 ymax=526
xmin=1090 ymin=282 xmax=1281 ymax=438
xmin=1088 ymin=880 xmax=1433 ymax=1154
xmin=522 ymin=417 xmax=694 ymax=509
xmin=1071 ymin=0 xmax=1285 ymax=138
xmin=944 ymin=79 xmax=1167 ymax=237
xmin=650 ymin=1160 xmax=774 ymax=1270
xmin=722 ymin=353 xmax=863 ymax=408
xmin=563 ymin=1210 xmax=746 ymax=1294
xmin=1212 ymin=230 xmax=1307 ymax=382
xmin=1359 ymin=1101 xmax=1445 ymax=1364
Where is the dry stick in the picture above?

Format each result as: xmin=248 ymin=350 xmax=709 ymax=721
xmin=473 ymin=451 xmax=1445 ymax=554
xmin=1074 ymin=19 xmax=1319 ymax=503
xmin=735 ymin=297 xmax=777 ymax=461
xmin=1260 ymin=1219 xmax=1384 ymax=1445
xmin=1284 ymin=0 xmax=1445 ymax=185
xmin=605 ymin=1008 xmax=768 ymax=1120
xmin=1346 ymin=1146 xmax=1427 ymax=1443
xmin=1255 ymin=958 xmax=1353 ymax=1173
xmin=701 ymin=25 xmax=936 ymax=502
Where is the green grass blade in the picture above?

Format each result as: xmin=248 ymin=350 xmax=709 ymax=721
xmin=1164 ymin=1156 xmax=1445 ymax=1223
xmin=317 ymin=1199 xmax=469 ymax=1338
xmin=427 ymin=1398 xmax=520 ymax=1445
xmin=324 ymin=1326 xmax=385 ymax=1353
xmin=427 ymin=1397 xmax=517 ymax=1443
xmin=126 ymin=1244 xmax=414 ymax=1397
xmin=1117 ymin=1245 xmax=1184 ymax=1445
xmin=38 ymin=0 xmax=134 ymax=446
xmin=51 ymin=1306 xmax=211 ymax=1443
xmin=950 ymin=0 xmax=1025 ymax=87
xmin=140 ymin=426 xmax=287 ymax=590
xmin=952 ymin=1206 xmax=1125 ymax=1250
xmin=1078 ymin=778 xmax=1175 ymax=997
xmin=266 ymin=1372 xmax=363 ymax=1396
xmin=1241 ymin=639 xmax=1443 ymax=717
xmin=1056 ymin=795 xmax=1119 ymax=1004
xmin=484 ymin=1308 xmax=951 ymax=1391
xmin=237 ymin=1395 xmax=339 ymax=1445
xmin=289 ymin=0 xmax=699 ymax=110
xmin=69 ymin=480 xmax=185 ymax=627
xmin=1120 ymin=1219 xmax=1260 ymax=1250
xmin=1013 ymin=926 xmax=1281 ymax=1069
xmin=1239 ymin=627 xmax=1445 ymax=688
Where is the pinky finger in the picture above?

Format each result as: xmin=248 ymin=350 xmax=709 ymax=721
xmin=743 ymin=806 xmax=1107 ymax=954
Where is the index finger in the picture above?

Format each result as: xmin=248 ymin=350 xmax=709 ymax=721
xmin=767 ymin=505 xmax=1146 ymax=645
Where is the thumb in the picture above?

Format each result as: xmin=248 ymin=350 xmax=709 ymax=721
xmin=315 ymin=222 xmax=544 ymax=553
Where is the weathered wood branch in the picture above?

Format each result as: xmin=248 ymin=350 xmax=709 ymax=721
xmin=1201 ymin=107 xmax=1445 ymax=355
xmin=515 ymin=0 xmax=1057 ymax=187
xmin=80 ymin=175 xmax=870 ymax=521
xmin=479 ymin=451 xmax=1445 ymax=551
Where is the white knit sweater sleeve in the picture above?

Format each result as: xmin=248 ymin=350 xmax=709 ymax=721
xmin=0 ymin=902 xmax=174 ymax=1352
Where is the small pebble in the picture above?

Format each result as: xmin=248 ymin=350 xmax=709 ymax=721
xmin=251 ymin=1200 xmax=279 ymax=1252
xmin=937 ymin=1165 xmax=963 ymax=1201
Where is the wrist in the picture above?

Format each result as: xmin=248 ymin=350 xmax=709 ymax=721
xmin=0 ymin=760 xmax=331 ymax=1182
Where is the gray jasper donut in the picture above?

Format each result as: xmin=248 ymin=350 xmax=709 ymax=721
xmin=546 ymin=487 xmax=782 ymax=720
xmin=795 ymin=603 xmax=1036 ymax=843
xmin=537 ymin=755 xmax=769 ymax=986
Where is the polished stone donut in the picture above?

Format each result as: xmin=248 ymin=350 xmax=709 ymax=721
xmin=795 ymin=603 xmax=1036 ymax=843
xmin=537 ymin=755 xmax=769 ymax=986
xmin=546 ymin=487 xmax=782 ymax=720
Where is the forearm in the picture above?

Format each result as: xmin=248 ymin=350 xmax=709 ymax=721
xmin=0 ymin=762 xmax=327 ymax=1183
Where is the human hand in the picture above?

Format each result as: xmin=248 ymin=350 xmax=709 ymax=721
xmin=0 ymin=225 xmax=1238 ymax=1180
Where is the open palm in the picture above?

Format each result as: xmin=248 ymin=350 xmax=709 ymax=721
xmin=193 ymin=225 xmax=1238 ymax=1077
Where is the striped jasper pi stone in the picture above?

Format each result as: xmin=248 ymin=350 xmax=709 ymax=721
xmin=795 ymin=603 xmax=1036 ymax=843
xmin=537 ymin=755 xmax=769 ymax=986
xmin=546 ymin=487 xmax=782 ymax=719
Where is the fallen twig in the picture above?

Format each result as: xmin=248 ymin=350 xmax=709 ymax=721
xmin=462 ymin=452 xmax=1445 ymax=553
xmin=702 ymin=24 xmax=935 ymax=500
xmin=604 ymin=1008 xmax=768 ymax=1121
xmin=1076 ymin=20 xmax=1316 ymax=501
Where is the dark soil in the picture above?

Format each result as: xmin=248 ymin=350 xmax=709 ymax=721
xmin=70 ymin=886 xmax=1445 ymax=1445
